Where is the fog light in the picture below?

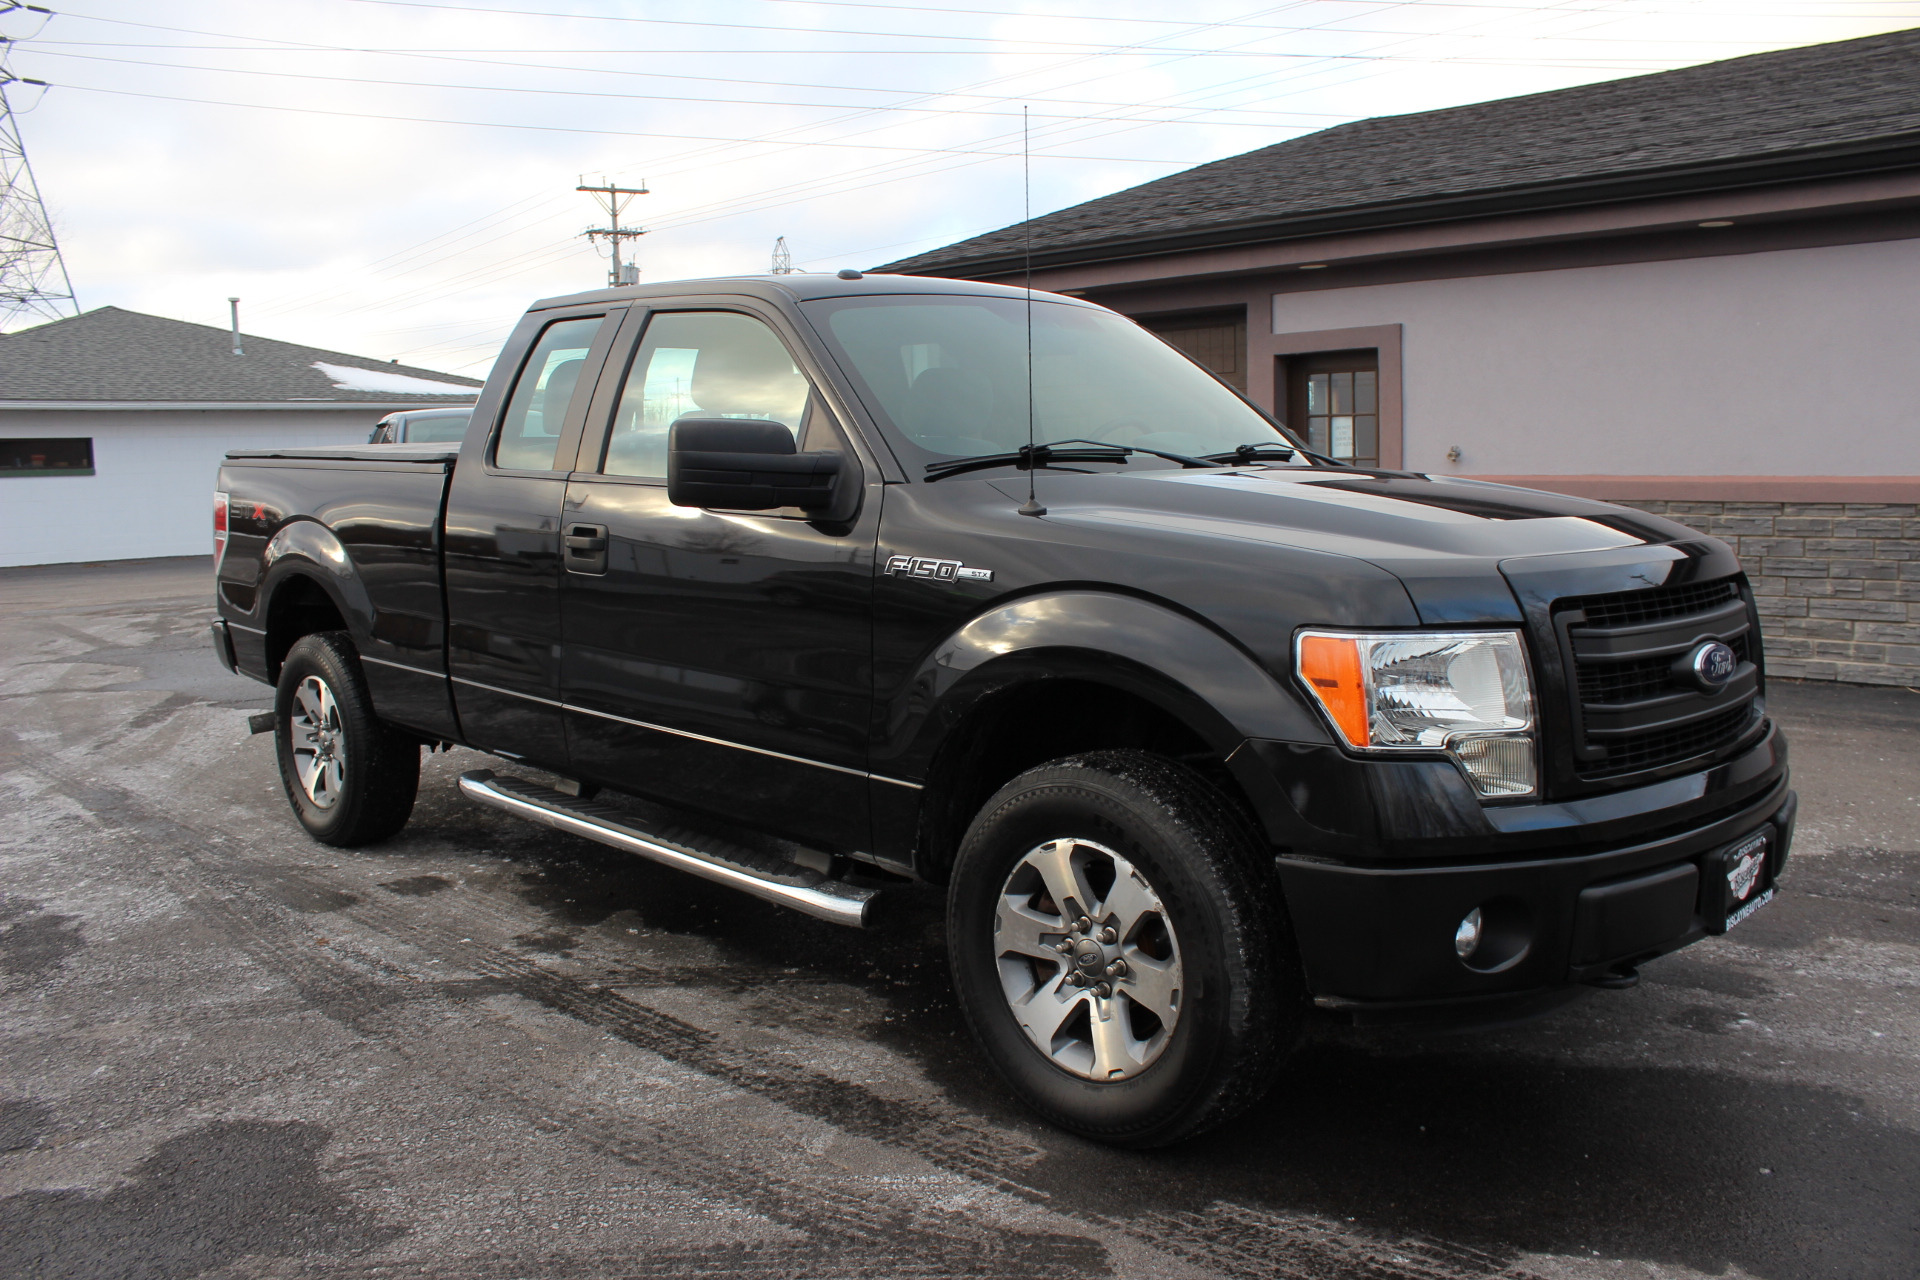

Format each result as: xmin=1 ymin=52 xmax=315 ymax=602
xmin=1450 ymin=735 xmax=1536 ymax=798
xmin=1454 ymin=907 xmax=1484 ymax=960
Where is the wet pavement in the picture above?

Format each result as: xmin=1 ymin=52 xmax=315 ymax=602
xmin=1 ymin=555 xmax=1915 ymax=1280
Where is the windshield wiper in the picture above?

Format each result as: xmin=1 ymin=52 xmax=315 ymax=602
xmin=924 ymin=443 xmax=1126 ymax=482
xmin=923 ymin=438 xmax=1212 ymax=482
xmin=1202 ymin=441 xmax=1347 ymax=467
xmin=1043 ymin=438 xmax=1214 ymax=469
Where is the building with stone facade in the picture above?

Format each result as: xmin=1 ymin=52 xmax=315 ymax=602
xmin=881 ymin=29 xmax=1920 ymax=687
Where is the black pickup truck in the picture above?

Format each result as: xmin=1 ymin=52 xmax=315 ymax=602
xmin=211 ymin=272 xmax=1794 ymax=1146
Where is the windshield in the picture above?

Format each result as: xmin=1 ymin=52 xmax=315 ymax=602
xmin=802 ymin=294 xmax=1298 ymax=470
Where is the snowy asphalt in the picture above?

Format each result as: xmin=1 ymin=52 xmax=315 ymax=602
xmin=1 ymin=556 xmax=1915 ymax=1280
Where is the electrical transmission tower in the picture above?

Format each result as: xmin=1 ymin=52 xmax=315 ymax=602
xmin=0 ymin=69 xmax=78 ymax=329
xmin=576 ymin=177 xmax=648 ymax=288
xmin=770 ymin=236 xmax=793 ymax=274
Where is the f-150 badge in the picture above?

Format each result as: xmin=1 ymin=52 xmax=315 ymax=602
xmin=885 ymin=555 xmax=993 ymax=583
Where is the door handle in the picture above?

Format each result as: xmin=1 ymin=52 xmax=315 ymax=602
xmin=563 ymin=523 xmax=609 ymax=574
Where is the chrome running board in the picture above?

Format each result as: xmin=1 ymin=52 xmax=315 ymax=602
xmin=457 ymin=770 xmax=878 ymax=928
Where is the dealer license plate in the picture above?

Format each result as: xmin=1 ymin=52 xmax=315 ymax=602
xmin=1718 ymin=831 xmax=1774 ymax=932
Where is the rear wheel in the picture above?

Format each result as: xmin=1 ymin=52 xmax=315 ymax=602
xmin=274 ymin=632 xmax=419 ymax=846
xmin=947 ymin=750 xmax=1301 ymax=1147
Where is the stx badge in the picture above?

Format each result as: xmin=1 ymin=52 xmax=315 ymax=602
xmin=884 ymin=555 xmax=994 ymax=584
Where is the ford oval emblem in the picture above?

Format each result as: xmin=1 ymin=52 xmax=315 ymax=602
xmin=1689 ymin=640 xmax=1738 ymax=691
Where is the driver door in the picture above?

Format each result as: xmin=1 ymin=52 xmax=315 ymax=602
xmin=558 ymin=304 xmax=882 ymax=854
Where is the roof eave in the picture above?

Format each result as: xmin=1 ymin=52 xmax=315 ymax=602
xmin=887 ymin=131 xmax=1920 ymax=278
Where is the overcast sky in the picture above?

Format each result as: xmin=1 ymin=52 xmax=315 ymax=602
xmin=6 ymin=0 xmax=1914 ymax=377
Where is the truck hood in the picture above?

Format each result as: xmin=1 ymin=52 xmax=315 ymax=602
xmin=1022 ymin=467 xmax=1701 ymax=624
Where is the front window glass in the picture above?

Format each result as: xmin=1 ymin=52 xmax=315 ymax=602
xmin=601 ymin=311 xmax=812 ymax=479
xmin=802 ymin=294 xmax=1296 ymax=471
xmin=494 ymin=315 xmax=603 ymax=471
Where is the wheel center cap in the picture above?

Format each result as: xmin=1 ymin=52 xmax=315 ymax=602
xmin=1072 ymin=938 xmax=1105 ymax=970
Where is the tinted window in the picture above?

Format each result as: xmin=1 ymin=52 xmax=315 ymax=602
xmin=803 ymin=294 xmax=1293 ymax=467
xmin=494 ymin=316 xmax=603 ymax=471
xmin=601 ymin=312 xmax=811 ymax=479
xmin=408 ymin=413 xmax=471 ymax=443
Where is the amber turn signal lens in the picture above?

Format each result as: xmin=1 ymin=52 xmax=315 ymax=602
xmin=1298 ymin=634 xmax=1369 ymax=746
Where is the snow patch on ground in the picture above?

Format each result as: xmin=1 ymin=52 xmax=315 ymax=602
xmin=312 ymin=361 xmax=479 ymax=396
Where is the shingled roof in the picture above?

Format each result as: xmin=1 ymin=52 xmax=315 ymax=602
xmin=0 ymin=306 xmax=483 ymax=403
xmin=879 ymin=27 xmax=1920 ymax=277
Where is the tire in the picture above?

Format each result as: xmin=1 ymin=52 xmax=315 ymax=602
xmin=947 ymin=749 xmax=1302 ymax=1147
xmin=273 ymin=631 xmax=420 ymax=847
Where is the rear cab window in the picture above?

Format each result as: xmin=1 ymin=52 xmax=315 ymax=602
xmin=493 ymin=315 xmax=607 ymax=471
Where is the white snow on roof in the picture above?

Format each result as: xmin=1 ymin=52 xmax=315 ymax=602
xmin=312 ymin=361 xmax=479 ymax=396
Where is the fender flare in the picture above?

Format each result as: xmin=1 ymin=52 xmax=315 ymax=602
xmin=879 ymin=589 xmax=1331 ymax=778
xmin=258 ymin=519 xmax=376 ymax=668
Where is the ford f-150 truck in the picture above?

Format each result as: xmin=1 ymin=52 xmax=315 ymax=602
xmin=211 ymin=272 xmax=1794 ymax=1146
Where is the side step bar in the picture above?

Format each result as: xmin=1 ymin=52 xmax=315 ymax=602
xmin=458 ymin=770 xmax=878 ymax=928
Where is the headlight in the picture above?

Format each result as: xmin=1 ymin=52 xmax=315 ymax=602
xmin=1294 ymin=629 xmax=1536 ymax=798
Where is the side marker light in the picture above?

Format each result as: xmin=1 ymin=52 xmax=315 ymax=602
xmin=1297 ymin=634 xmax=1368 ymax=746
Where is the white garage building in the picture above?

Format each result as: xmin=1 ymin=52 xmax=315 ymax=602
xmin=0 ymin=306 xmax=481 ymax=567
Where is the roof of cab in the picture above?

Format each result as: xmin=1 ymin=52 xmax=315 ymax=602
xmin=528 ymin=272 xmax=1096 ymax=312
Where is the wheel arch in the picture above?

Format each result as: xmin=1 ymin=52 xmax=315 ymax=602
xmin=259 ymin=520 xmax=375 ymax=682
xmin=892 ymin=590 xmax=1331 ymax=881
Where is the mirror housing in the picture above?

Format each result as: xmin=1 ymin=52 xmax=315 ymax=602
xmin=667 ymin=418 xmax=841 ymax=512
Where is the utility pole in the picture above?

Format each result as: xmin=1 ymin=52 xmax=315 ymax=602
xmin=0 ymin=61 xmax=78 ymax=329
xmin=770 ymin=236 xmax=793 ymax=274
xmin=576 ymin=177 xmax=648 ymax=288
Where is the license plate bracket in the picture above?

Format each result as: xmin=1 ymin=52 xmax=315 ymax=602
xmin=1701 ymin=827 xmax=1775 ymax=935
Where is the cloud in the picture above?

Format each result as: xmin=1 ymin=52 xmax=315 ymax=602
xmin=11 ymin=0 xmax=1899 ymax=378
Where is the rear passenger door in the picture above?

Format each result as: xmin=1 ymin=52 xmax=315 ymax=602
xmin=444 ymin=305 xmax=622 ymax=769
xmin=558 ymin=303 xmax=882 ymax=854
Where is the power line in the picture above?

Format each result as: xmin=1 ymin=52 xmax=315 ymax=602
xmin=43 ymin=80 xmax=1196 ymax=161
xmin=22 ymin=47 xmax=1457 ymax=122
xmin=323 ymin=0 xmax=1920 ymax=48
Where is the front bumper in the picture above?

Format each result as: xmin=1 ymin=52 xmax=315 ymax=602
xmin=1264 ymin=733 xmax=1794 ymax=1016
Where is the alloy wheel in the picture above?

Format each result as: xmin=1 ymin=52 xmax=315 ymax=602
xmin=992 ymin=837 xmax=1183 ymax=1081
xmin=288 ymin=675 xmax=347 ymax=810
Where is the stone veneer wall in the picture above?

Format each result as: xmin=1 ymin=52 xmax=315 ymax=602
xmin=1609 ymin=500 xmax=1920 ymax=687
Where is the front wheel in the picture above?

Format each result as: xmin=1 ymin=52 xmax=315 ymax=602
xmin=947 ymin=750 xmax=1302 ymax=1147
xmin=274 ymin=631 xmax=419 ymax=847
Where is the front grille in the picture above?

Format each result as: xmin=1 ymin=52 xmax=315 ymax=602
xmin=1565 ymin=579 xmax=1741 ymax=629
xmin=1576 ymin=631 xmax=1753 ymax=706
xmin=1587 ymin=704 xmax=1759 ymax=773
xmin=1556 ymin=575 xmax=1763 ymax=782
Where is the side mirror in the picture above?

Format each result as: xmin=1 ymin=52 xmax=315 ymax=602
xmin=667 ymin=418 xmax=841 ymax=512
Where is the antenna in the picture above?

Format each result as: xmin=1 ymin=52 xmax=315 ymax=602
xmin=576 ymin=177 xmax=649 ymax=287
xmin=0 ymin=65 xmax=78 ymax=330
xmin=770 ymin=236 xmax=793 ymax=274
xmin=1016 ymin=106 xmax=1044 ymax=518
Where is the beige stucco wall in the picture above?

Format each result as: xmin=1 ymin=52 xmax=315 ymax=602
xmin=1269 ymin=236 xmax=1920 ymax=478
